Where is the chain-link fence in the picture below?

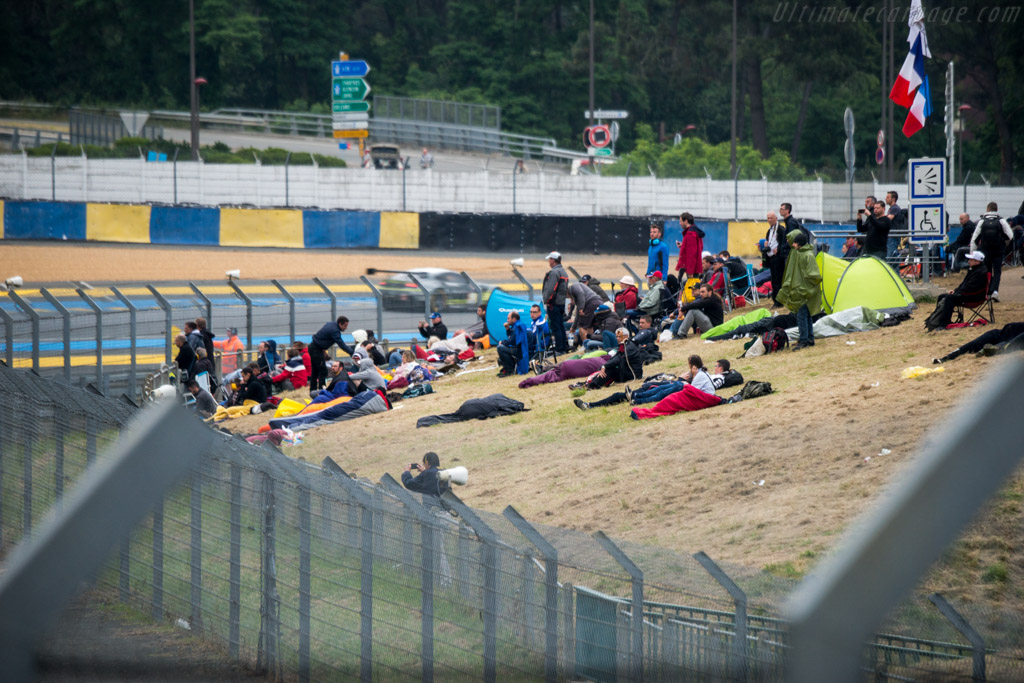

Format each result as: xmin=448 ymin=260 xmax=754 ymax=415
xmin=2 ymin=363 xmax=1022 ymax=681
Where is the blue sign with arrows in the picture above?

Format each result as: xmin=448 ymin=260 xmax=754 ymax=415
xmin=332 ymin=60 xmax=370 ymax=77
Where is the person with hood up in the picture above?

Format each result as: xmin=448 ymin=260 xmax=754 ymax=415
xmin=777 ymin=231 xmax=822 ymax=350
xmin=184 ymin=321 xmax=203 ymax=353
xmin=674 ymin=212 xmax=704 ymax=280
xmin=615 ymin=275 xmax=639 ymax=311
xmin=497 ymin=310 xmax=530 ymax=377
xmin=348 ymin=351 xmax=387 ymax=392
xmin=580 ymin=274 xmax=611 ymax=302
xmin=257 ymin=340 xmax=280 ymax=375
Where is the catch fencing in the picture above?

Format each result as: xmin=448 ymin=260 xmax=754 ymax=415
xmin=2 ymin=154 xmax=1020 ymax=221
xmin=2 ymin=364 xmax=1022 ymax=681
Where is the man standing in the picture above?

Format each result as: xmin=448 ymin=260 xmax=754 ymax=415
xmin=212 ymin=327 xmax=244 ymax=376
xmin=418 ymin=312 xmax=448 ymax=340
xmin=778 ymin=231 xmax=822 ymax=351
xmin=779 ymin=203 xmax=810 ymax=244
xmin=174 ymin=333 xmax=196 ymax=384
xmin=857 ymin=201 xmax=892 ymax=260
xmin=674 ymin=212 xmax=704 ymax=280
xmin=309 ymin=316 xmax=353 ymax=392
xmin=885 ymin=190 xmax=903 ymax=257
xmin=646 ymin=224 xmax=670 ymax=281
xmin=970 ymin=202 xmax=1013 ymax=300
xmin=764 ymin=211 xmax=787 ymax=307
xmin=542 ymin=251 xmax=569 ymax=352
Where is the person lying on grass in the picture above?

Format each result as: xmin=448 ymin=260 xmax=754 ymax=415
xmin=568 ymin=327 xmax=644 ymax=391
xmin=574 ymin=355 xmax=715 ymax=410
xmin=933 ymin=322 xmax=1024 ymax=363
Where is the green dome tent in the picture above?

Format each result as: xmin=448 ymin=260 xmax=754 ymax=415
xmin=815 ymin=253 xmax=915 ymax=314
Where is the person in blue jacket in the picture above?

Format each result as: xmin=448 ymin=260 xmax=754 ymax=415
xmin=497 ymin=310 xmax=530 ymax=377
xmin=309 ymin=316 xmax=354 ymax=393
xmin=646 ymin=223 xmax=670 ymax=282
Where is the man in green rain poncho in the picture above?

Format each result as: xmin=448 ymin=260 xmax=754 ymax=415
xmin=777 ymin=231 xmax=822 ymax=350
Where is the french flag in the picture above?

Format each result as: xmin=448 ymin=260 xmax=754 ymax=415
xmin=902 ymin=74 xmax=932 ymax=137
xmin=889 ymin=34 xmax=925 ymax=108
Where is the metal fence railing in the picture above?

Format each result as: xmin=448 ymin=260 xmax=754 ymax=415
xmin=373 ymin=96 xmax=501 ymax=130
xmin=1 ymin=365 xmax=1022 ymax=680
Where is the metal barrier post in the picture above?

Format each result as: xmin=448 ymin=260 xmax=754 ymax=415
xmin=567 ymin=266 xmax=582 ymax=280
xmin=0 ymin=306 xmax=14 ymax=367
xmin=928 ymin=593 xmax=986 ymax=682
xmin=593 ymin=531 xmax=644 ymax=683
xmin=226 ymin=281 xmax=253 ymax=351
xmin=694 ymin=551 xmax=748 ymax=681
xmin=321 ymin=458 xmax=376 ymax=683
xmin=407 ymin=272 xmax=433 ymax=320
xmin=313 ymin=277 xmax=337 ymax=322
xmin=285 ymin=151 xmax=291 ymax=207
xmin=39 ymin=288 xmax=72 ymax=384
xmin=510 ymin=267 xmax=535 ymax=300
xmin=381 ymin=474 xmax=439 ymax=683
xmin=50 ymin=142 xmax=57 ymax=200
xmin=442 ymin=490 xmax=499 ymax=683
xmin=460 ymin=272 xmax=483 ymax=309
xmin=358 ymin=276 xmax=385 ymax=339
xmin=188 ymin=283 xmax=213 ymax=328
xmin=152 ymin=494 xmax=164 ymax=621
xmin=512 ymin=161 xmax=518 ymax=213
xmin=172 ymin=147 xmax=179 ymax=203
xmin=625 ymin=161 xmax=632 ymax=216
xmin=962 ymin=170 xmax=972 ymax=215
xmin=271 ymin=279 xmax=296 ymax=344
xmin=146 ymin=285 xmax=174 ymax=367
xmin=189 ymin=470 xmax=203 ymax=631
xmin=77 ymin=289 xmax=104 ymax=391
xmin=622 ymin=263 xmax=646 ymax=293
xmin=503 ymin=506 xmax=559 ymax=683
xmin=7 ymin=290 xmax=40 ymax=373
xmin=110 ymin=287 xmax=139 ymax=396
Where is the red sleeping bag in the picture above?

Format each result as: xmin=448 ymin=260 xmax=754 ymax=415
xmin=630 ymin=383 xmax=722 ymax=420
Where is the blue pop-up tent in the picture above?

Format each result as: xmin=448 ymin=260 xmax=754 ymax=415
xmin=485 ymin=289 xmax=545 ymax=342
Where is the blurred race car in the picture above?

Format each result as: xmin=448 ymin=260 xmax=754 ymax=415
xmin=370 ymin=267 xmax=492 ymax=312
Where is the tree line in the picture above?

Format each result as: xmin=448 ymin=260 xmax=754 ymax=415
xmin=1 ymin=0 xmax=1020 ymax=182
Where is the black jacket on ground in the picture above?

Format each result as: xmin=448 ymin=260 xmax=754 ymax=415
xmin=858 ymin=214 xmax=891 ymax=255
xmin=417 ymin=394 xmax=527 ymax=427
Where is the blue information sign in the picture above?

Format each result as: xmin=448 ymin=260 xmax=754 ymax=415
xmin=331 ymin=60 xmax=371 ymax=77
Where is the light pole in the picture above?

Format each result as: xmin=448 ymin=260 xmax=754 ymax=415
xmin=730 ymin=0 xmax=737 ymax=177
xmin=189 ymin=0 xmax=200 ymax=160
xmin=957 ymin=104 xmax=972 ymax=185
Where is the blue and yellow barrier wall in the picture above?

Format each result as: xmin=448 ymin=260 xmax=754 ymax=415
xmin=2 ymin=200 xmax=870 ymax=257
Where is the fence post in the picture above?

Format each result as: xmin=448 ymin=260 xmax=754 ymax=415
xmin=625 ymin=162 xmax=632 ymax=217
xmin=442 ymin=490 xmax=499 ymax=683
xmin=460 ymin=272 xmax=483 ymax=311
xmin=258 ymin=470 xmax=280 ymax=676
xmin=76 ymin=289 xmax=104 ymax=391
xmin=172 ymin=147 xmax=179 ymax=203
xmin=39 ymin=288 xmax=72 ymax=384
xmin=407 ymin=272 xmax=434 ymax=321
xmin=53 ymin=421 xmax=65 ymax=509
xmin=593 ymin=531 xmax=644 ymax=683
xmin=229 ymin=462 xmax=242 ymax=659
xmin=227 ymin=280 xmax=254 ymax=351
xmin=962 ymin=170 xmax=971 ymax=216
xmin=188 ymin=283 xmax=213 ymax=329
xmin=313 ymin=277 xmax=337 ymax=323
xmin=358 ymin=276 xmax=385 ymax=338
xmin=189 ymin=468 xmax=203 ymax=632
xmin=22 ymin=411 xmax=34 ymax=537
xmin=152 ymin=494 xmax=164 ymax=621
xmin=119 ymin=533 xmax=131 ymax=603
xmin=146 ymin=285 xmax=174 ymax=368
xmin=271 ymin=280 xmax=296 ymax=344
xmin=110 ymin=287 xmax=139 ymax=396
xmin=509 ymin=267 xmax=535 ymax=300
xmin=503 ymin=505 xmax=559 ymax=683
xmin=50 ymin=143 xmax=57 ymax=200
xmin=381 ymin=474 xmax=438 ymax=683
xmin=7 ymin=290 xmax=40 ymax=373
xmin=0 ymin=306 xmax=15 ymax=368
xmin=693 ymin=551 xmax=748 ymax=681
xmin=562 ymin=583 xmax=576 ymax=679
xmin=322 ymin=458 xmax=376 ymax=683
xmin=928 ymin=593 xmax=986 ymax=682
xmin=285 ymin=151 xmax=291 ymax=207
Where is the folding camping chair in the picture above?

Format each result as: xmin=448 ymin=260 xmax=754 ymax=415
xmin=952 ymin=273 xmax=995 ymax=326
xmin=529 ymin=324 xmax=558 ymax=374
xmin=183 ymin=371 xmax=212 ymax=407
xmin=724 ymin=264 xmax=760 ymax=310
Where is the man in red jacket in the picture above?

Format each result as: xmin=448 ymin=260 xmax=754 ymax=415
xmin=674 ymin=212 xmax=704 ymax=280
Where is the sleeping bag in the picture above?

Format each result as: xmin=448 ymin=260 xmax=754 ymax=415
xmin=417 ymin=394 xmax=526 ymax=428
xmin=518 ymin=356 xmax=609 ymax=389
xmin=270 ymin=389 xmax=390 ymax=431
xmin=629 ymin=384 xmax=722 ymax=420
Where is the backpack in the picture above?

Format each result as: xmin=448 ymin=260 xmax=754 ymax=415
xmin=978 ymin=216 xmax=1004 ymax=251
xmin=740 ymin=380 xmax=774 ymax=399
xmin=891 ymin=208 xmax=909 ymax=233
xmin=761 ymin=328 xmax=790 ymax=353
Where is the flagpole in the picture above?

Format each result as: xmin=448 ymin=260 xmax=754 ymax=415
xmin=880 ymin=0 xmax=888 ymax=184
xmin=888 ymin=8 xmax=895 ymax=183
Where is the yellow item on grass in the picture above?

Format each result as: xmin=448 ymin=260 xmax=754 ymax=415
xmin=273 ymin=398 xmax=310 ymax=418
xmin=681 ymin=278 xmax=701 ymax=304
xmin=213 ymin=400 xmax=261 ymax=421
xmin=901 ymin=366 xmax=946 ymax=380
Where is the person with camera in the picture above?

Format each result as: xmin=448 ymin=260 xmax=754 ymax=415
xmin=857 ymin=201 xmax=891 ymax=260
xmin=402 ymin=452 xmax=450 ymax=498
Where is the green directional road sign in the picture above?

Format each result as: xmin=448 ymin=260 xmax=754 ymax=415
xmin=333 ymin=101 xmax=371 ymax=113
xmin=332 ymin=77 xmax=370 ymax=101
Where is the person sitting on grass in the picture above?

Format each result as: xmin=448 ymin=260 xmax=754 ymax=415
xmin=497 ymin=311 xmax=530 ymax=377
xmin=574 ymin=354 xmax=715 ymax=410
xmin=615 ymin=275 xmax=640 ymax=311
xmin=186 ymin=379 xmax=218 ymax=418
xmin=933 ymin=322 xmax=1024 ymax=363
xmin=271 ymin=348 xmax=309 ymax=391
xmin=923 ymin=251 xmax=989 ymax=332
xmin=568 ymin=327 xmax=643 ymax=391
xmin=348 ymin=351 xmax=387 ymax=393
xmin=668 ymin=284 xmax=724 ymax=339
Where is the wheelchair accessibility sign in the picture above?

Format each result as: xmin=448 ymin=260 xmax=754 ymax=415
xmin=909 ymin=203 xmax=945 ymax=243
